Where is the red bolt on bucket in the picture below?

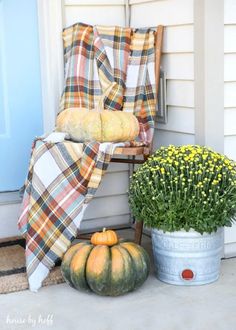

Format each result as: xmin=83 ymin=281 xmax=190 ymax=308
xmin=181 ymin=269 xmax=194 ymax=280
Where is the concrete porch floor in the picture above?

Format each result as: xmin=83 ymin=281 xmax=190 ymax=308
xmin=0 ymin=229 xmax=236 ymax=330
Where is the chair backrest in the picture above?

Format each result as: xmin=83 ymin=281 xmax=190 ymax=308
xmin=60 ymin=24 xmax=164 ymax=146
xmin=154 ymin=26 xmax=164 ymax=98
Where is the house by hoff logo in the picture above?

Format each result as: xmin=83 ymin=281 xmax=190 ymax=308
xmin=6 ymin=314 xmax=54 ymax=327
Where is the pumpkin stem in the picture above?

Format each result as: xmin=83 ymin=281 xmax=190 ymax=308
xmin=103 ymin=227 xmax=106 ymax=232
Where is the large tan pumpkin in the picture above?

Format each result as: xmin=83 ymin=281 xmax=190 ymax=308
xmin=56 ymin=108 xmax=139 ymax=143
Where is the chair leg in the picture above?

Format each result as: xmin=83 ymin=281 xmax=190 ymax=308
xmin=134 ymin=221 xmax=144 ymax=245
xmin=133 ymin=155 xmax=149 ymax=245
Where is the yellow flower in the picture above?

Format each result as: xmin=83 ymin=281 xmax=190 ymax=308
xmin=212 ymin=180 xmax=219 ymax=185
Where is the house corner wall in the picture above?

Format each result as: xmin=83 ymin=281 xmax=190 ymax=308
xmin=224 ymin=0 xmax=236 ymax=255
xmin=194 ymin=0 xmax=224 ymax=153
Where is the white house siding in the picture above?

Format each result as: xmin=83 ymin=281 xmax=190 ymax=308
xmin=224 ymin=0 xmax=236 ymax=248
xmin=130 ymin=0 xmax=195 ymax=149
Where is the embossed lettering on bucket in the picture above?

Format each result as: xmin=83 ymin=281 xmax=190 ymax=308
xmin=152 ymin=228 xmax=224 ymax=285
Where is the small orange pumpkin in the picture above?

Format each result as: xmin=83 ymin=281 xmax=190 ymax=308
xmin=91 ymin=228 xmax=118 ymax=246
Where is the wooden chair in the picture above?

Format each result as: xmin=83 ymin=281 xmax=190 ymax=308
xmin=78 ymin=25 xmax=164 ymax=245
xmin=3 ymin=27 xmax=164 ymax=249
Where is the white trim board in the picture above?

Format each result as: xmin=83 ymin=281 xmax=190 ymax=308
xmin=37 ymin=0 xmax=64 ymax=134
xmin=194 ymin=0 xmax=224 ymax=153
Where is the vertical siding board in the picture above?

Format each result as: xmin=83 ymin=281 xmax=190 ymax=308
xmin=224 ymin=0 xmax=236 ymax=255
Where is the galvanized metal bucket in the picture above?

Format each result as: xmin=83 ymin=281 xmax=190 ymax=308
xmin=152 ymin=228 xmax=224 ymax=285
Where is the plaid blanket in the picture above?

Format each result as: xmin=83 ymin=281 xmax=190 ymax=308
xmin=18 ymin=23 xmax=156 ymax=291
xmin=60 ymin=23 xmax=156 ymax=144
xmin=18 ymin=138 xmax=117 ymax=291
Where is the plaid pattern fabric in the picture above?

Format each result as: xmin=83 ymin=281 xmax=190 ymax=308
xmin=18 ymin=23 xmax=156 ymax=291
xmin=60 ymin=23 xmax=132 ymax=112
xmin=123 ymin=28 xmax=156 ymax=144
xmin=60 ymin=23 xmax=156 ymax=144
xmin=18 ymin=138 xmax=116 ymax=291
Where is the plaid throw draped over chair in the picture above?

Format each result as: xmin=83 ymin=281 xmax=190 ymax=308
xmin=18 ymin=23 xmax=157 ymax=292
xmin=60 ymin=23 xmax=156 ymax=144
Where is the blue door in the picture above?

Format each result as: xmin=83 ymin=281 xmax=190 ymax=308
xmin=0 ymin=0 xmax=43 ymax=191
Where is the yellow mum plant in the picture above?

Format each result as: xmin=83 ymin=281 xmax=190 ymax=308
xmin=129 ymin=145 xmax=236 ymax=234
